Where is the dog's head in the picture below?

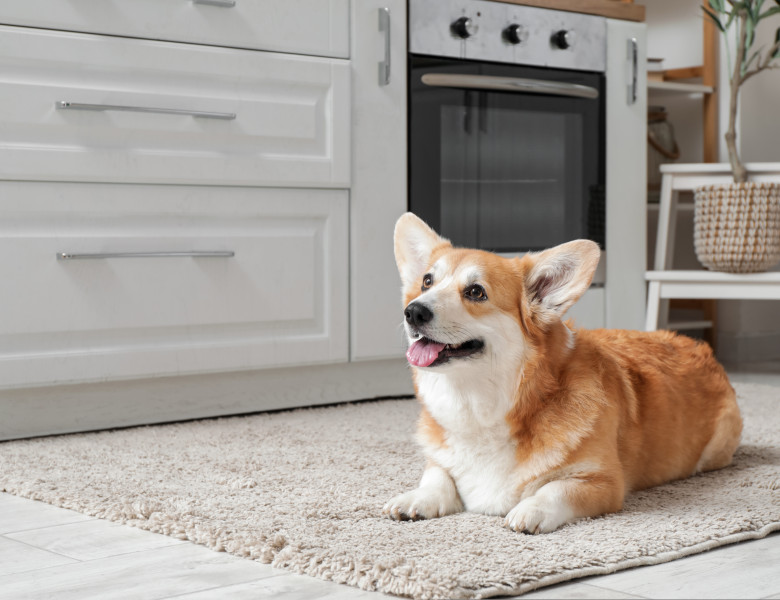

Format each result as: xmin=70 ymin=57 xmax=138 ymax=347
xmin=393 ymin=213 xmax=600 ymax=372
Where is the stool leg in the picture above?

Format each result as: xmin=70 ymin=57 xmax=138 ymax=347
xmin=654 ymin=176 xmax=675 ymax=270
xmin=645 ymin=281 xmax=661 ymax=331
xmin=659 ymin=298 xmax=670 ymax=329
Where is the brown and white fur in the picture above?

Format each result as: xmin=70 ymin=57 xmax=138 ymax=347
xmin=383 ymin=212 xmax=742 ymax=534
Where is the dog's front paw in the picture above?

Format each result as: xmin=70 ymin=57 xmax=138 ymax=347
xmin=383 ymin=488 xmax=461 ymax=521
xmin=504 ymin=496 xmax=574 ymax=534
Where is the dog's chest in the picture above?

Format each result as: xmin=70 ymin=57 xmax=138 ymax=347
xmin=418 ymin=374 xmax=530 ymax=515
xmin=431 ymin=430 xmax=521 ymax=515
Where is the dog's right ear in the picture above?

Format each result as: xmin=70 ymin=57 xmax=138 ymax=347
xmin=524 ymin=239 xmax=601 ymax=320
xmin=394 ymin=213 xmax=450 ymax=289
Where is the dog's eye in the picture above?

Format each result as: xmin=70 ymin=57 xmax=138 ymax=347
xmin=464 ymin=284 xmax=487 ymax=302
xmin=421 ymin=273 xmax=433 ymax=291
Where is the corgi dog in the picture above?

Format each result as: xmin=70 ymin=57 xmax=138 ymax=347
xmin=383 ymin=212 xmax=742 ymax=534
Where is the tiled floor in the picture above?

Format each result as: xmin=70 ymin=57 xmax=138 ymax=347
xmin=1 ymin=362 xmax=778 ymax=600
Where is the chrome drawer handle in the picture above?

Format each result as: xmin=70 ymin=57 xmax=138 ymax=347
xmin=627 ymin=37 xmax=638 ymax=105
xmin=56 ymin=101 xmax=236 ymax=121
xmin=192 ymin=0 xmax=236 ymax=7
xmin=57 ymin=251 xmax=235 ymax=260
xmin=378 ymin=7 xmax=391 ymax=86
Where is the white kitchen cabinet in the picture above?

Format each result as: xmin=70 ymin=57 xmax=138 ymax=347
xmin=0 ymin=26 xmax=349 ymax=187
xmin=0 ymin=0 xmax=349 ymax=59
xmin=605 ymin=18 xmax=648 ymax=330
xmin=0 ymin=183 xmax=348 ymax=388
xmin=349 ymin=0 xmax=409 ymax=360
xmin=0 ymin=3 xmax=417 ymax=438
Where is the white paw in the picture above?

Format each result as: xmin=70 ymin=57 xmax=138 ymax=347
xmin=504 ymin=495 xmax=574 ymax=534
xmin=383 ymin=487 xmax=461 ymax=521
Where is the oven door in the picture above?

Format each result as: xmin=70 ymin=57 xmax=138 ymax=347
xmin=409 ymin=56 xmax=605 ymax=253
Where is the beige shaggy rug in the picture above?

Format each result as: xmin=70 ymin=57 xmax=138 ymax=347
xmin=1 ymin=382 xmax=779 ymax=599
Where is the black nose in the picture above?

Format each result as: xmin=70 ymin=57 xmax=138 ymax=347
xmin=405 ymin=303 xmax=433 ymax=328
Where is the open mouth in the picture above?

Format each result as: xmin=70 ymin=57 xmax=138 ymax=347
xmin=406 ymin=337 xmax=485 ymax=368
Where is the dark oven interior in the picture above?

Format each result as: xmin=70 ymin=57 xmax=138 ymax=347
xmin=409 ymin=55 xmax=606 ymax=253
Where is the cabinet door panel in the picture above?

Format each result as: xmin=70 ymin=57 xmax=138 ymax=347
xmin=349 ymin=0 xmax=409 ymax=360
xmin=0 ymin=26 xmax=349 ymax=187
xmin=0 ymin=0 xmax=349 ymax=59
xmin=605 ymin=19 xmax=647 ymax=329
xmin=0 ymin=182 xmax=348 ymax=388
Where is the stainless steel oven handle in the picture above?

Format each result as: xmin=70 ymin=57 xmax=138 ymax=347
xmin=420 ymin=73 xmax=599 ymax=99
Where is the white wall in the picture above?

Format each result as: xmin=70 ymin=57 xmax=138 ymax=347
xmin=738 ymin=21 xmax=780 ymax=163
xmin=643 ymin=0 xmax=705 ymax=165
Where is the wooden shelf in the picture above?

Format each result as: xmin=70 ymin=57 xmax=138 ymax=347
xmin=647 ymin=202 xmax=694 ymax=212
xmin=667 ymin=319 xmax=714 ymax=330
xmin=648 ymin=80 xmax=714 ymax=94
xmin=499 ymin=0 xmax=644 ymax=21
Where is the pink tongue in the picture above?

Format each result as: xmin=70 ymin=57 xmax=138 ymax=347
xmin=406 ymin=338 xmax=447 ymax=367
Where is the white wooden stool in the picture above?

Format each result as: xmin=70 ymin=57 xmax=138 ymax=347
xmin=645 ymin=163 xmax=780 ymax=332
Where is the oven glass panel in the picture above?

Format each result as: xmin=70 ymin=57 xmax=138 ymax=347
xmin=410 ymin=58 xmax=605 ymax=253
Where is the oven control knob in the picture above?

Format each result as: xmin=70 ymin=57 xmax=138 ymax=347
xmin=552 ymin=29 xmax=575 ymax=49
xmin=503 ymin=23 xmax=528 ymax=45
xmin=451 ymin=17 xmax=476 ymax=39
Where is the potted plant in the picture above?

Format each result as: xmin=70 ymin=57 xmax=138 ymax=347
xmin=695 ymin=0 xmax=780 ymax=272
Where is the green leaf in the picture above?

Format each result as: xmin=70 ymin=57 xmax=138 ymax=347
xmin=745 ymin=15 xmax=756 ymax=50
xmin=703 ymin=6 xmax=726 ymax=31
xmin=709 ymin=0 xmax=725 ymax=11
xmin=726 ymin=9 xmax=738 ymax=29
xmin=748 ymin=0 xmax=760 ymax=21
xmin=759 ymin=5 xmax=780 ymax=18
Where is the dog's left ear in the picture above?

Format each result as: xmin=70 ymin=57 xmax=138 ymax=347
xmin=525 ymin=240 xmax=601 ymax=317
xmin=394 ymin=213 xmax=451 ymax=289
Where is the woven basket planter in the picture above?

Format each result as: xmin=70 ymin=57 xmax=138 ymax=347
xmin=693 ymin=182 xmax=780 ymax=273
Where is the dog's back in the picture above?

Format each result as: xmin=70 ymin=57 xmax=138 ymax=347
xmin=561 ymin=327 xmax=742 ymax=492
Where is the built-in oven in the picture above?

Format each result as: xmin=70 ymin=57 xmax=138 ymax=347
xmin=408 ymin=0 xmax=608 ymax=258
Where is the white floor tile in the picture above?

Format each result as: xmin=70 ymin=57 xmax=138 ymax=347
xmin=520 ymin=581 xmax=644 ymax=599
xmin=580 ymin=533 xmax=780 ymax=599
xmin=0 ymin=492 xmax=93 ymax=534
xmin=0 ymin=535 xmax=78 ymax=577
xmin=0 ymin=542 xmax=279 ymax=600
xmin=168 ymin=571 xmax=394 ymax=600
xmin=6 ymin=518 xmax=185 ymax=561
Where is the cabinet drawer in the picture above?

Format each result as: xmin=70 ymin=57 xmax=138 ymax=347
xmin=0 ymin=0 xmax=349 ymax=59
xmin=0 ymin=26 xmax=349 ymax=187
xmin=0 ymin=182 xmax=348 ymax=388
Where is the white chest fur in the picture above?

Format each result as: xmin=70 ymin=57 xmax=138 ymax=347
xmin=416 ymin=367 xmax=554 ymax=516
xmin=430 ymin=427 xmax=521 ymax=515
